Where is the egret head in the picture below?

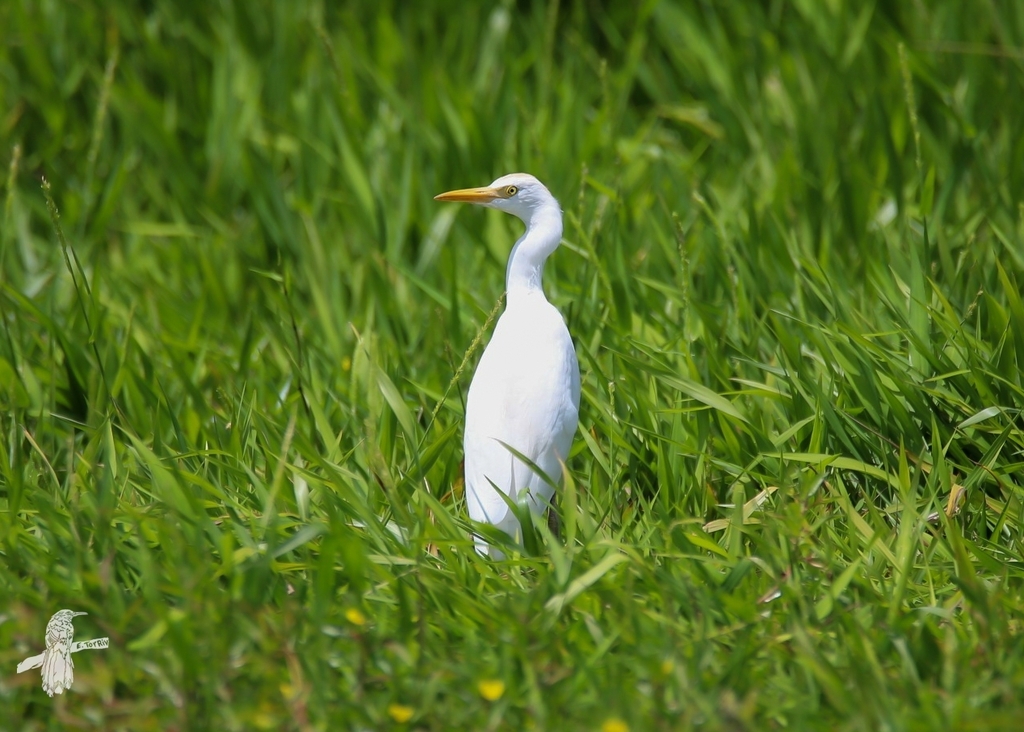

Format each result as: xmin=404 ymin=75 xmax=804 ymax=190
xmin=434 ymin=173 xmax=559 ymax=224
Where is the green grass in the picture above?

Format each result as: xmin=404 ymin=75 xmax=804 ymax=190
xmin=2 ymin=1 xmax=1024 ymax=729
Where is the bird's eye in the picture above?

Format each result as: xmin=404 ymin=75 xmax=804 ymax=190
xmin=505 ymin=185 xmax=518 ymax=197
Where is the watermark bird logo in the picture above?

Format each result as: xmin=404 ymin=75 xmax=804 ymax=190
xmin=16 ymin=610 xmax=109 ymax=696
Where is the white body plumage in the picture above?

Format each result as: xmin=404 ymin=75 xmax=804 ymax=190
xmin=435 ymin=173 xmax=580 ymax=556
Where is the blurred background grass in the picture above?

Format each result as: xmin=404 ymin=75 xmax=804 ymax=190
xmin=2 ymin=0 xmax=1024 ymax=729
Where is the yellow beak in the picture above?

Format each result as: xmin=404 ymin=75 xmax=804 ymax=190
xmin=433 ymin=186 xmax=501 ymax=204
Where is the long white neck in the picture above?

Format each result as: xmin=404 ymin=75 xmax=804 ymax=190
xmin=505 ymin=203 xmax=563 ymax=303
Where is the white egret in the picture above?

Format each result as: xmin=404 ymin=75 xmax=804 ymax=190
xmin=435 ymin=173 xmax=580 ymax=557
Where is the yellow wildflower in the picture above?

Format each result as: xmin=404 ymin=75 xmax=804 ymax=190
xmin=478 ymin=679 xmax=505 ymax=701
xmin=387 ymin=704 xmax=414 ymax=723
xmin=602 ymin=718 xmax=629 ymax=732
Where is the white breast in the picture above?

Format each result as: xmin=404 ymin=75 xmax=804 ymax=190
xmin=463 ymin=292 xmax=580 ymax=553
